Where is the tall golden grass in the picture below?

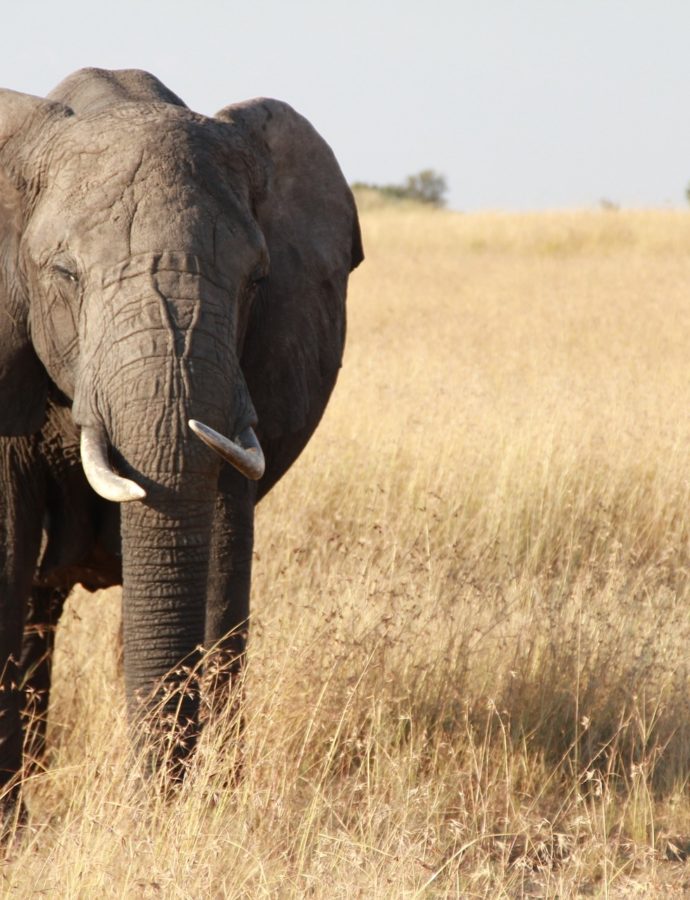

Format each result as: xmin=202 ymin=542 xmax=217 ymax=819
xmin=6 ymin=204 xmax=690 ymax=896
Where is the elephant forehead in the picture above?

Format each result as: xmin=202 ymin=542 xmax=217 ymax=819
xmin=26 ymin=108 xmax=265 ymax=278
xmin=34 ymin=114 xmax=257 ymax=261
xmin=47 ymin=106 xmax=241 ymax=189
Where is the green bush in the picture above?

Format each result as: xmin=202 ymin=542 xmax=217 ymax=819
xmin=352 ymin=169 xmax=448 ymax=207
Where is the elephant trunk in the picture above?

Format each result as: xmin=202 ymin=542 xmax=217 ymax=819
xmin=110 ymin=373 xmax=223 ymax=776
xmin=119 ymin=484 xmax=212 ymax=772
xmin=71 ymin=259 xmax=257 ymax=774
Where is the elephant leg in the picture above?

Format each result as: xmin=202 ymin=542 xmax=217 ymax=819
xmin=0 ymin=436 xmax=45 ymax=809
xmin=20 ymin=585 xmax=68 ymax=766
xmin=204 ymin=469 xmax=256 ymax=721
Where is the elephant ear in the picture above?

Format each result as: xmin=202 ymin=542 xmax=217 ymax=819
xmin=214 ymin=99 xmax=363 ymax=496
xmin=0 ymin=90 xmax=71 ymax=434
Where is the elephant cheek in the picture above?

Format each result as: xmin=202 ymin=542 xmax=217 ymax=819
xmin=29 ymin=298 xmax=79 ymax=399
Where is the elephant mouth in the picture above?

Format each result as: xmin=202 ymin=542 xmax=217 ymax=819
xmin=80 ymin=419 xmax=265 ymax=503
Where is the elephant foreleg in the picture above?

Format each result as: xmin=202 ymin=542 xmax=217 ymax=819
xmin=204 ymin=470 xmax=255 ymax=722
xmin=20 ymin=585 xmax=68 ymax=767
xmin=0 ymin=436 xmax=45 ymax=807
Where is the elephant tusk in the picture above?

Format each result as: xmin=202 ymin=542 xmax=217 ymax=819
xmin=80 ymin=425 xmax=147 ymax=502
xmin=188 ymin=419 xmax=265 ymax=480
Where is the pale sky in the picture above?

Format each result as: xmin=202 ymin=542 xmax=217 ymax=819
xmin=2 ymin=0 xmax=688 ymax=211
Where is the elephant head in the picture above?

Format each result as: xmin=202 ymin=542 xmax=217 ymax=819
xmin=0 ymin=68 xmax=362 ymax=771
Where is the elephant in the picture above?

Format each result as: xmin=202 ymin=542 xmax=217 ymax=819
xmin=0 ymin=67 xmax=362 ymax=807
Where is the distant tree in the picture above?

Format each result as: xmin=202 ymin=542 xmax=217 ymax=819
xmin=352 ymin=169 xmax=449 ymax=208
xmin=686 ymin=183 xmax=690 ymax=205
xmin=401 ymin=170 xmax=448 ymax=206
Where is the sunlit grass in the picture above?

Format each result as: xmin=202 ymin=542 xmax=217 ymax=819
xmin=5 ymin=204 xmax=690 ymax=896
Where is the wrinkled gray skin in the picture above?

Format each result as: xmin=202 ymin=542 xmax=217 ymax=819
xmin=0 ymin=68 xmax=362 ymax=803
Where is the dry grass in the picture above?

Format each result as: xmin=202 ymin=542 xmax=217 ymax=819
xmin=5 ymin=204 xmax=690 ymax=897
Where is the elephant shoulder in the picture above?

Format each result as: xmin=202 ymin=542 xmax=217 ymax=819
xmin=48 ymin=68 xmax=187 ymax=115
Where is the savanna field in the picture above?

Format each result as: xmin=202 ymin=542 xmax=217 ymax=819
xmin=5 ymin=198 xmax=690 ymax=896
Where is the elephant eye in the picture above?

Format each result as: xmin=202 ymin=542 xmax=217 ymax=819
xmin=251 ymin=267 xmax=269 ymax=290
xmin=246 ymin=272 xmax=266 ymax=300
xmin=52 ymin=264 xmax=79 ymax=284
